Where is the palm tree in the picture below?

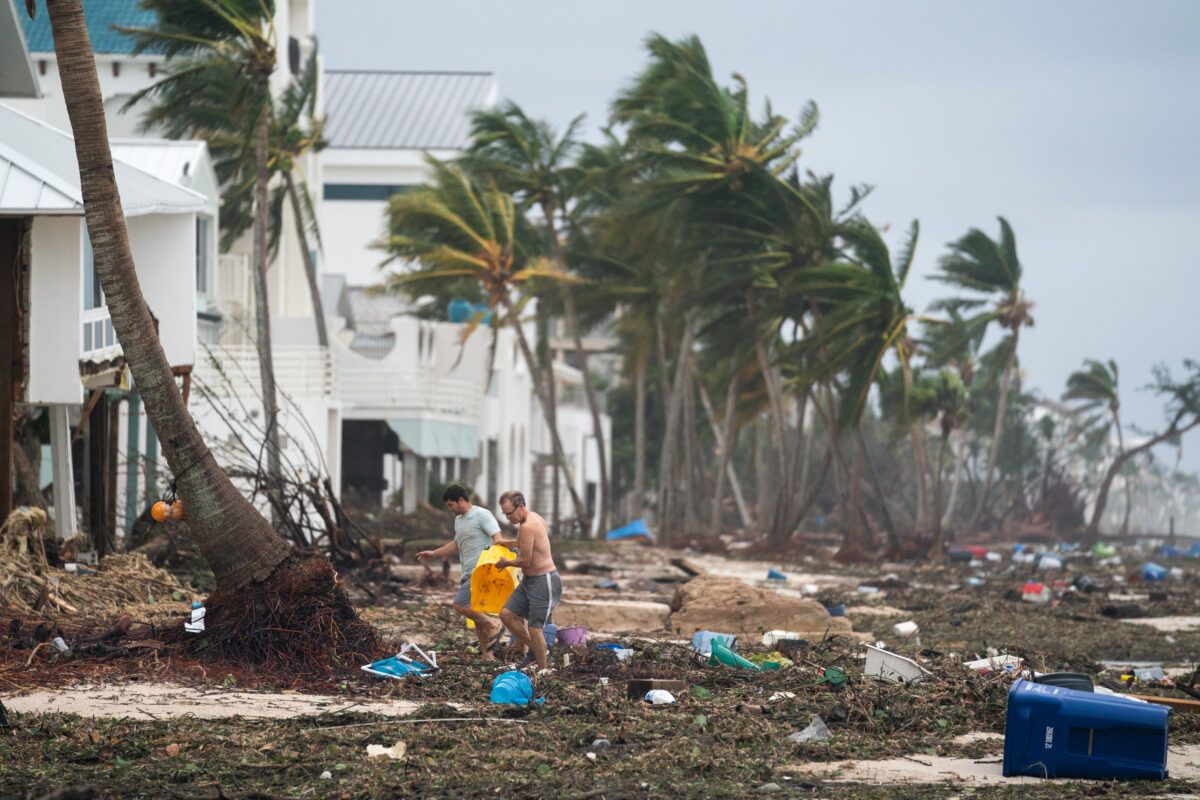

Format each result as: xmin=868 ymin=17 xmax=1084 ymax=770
xmin=122 ymin=0 xmax=285 ymax=492
xmin=462 ymin=101 xmax=611 ymax=533
xmin=1063 ymin=359 xmax=1131 ymax=533
xmin=378 ymin=158 xmax=587 ymax=520
xmin=911 ymin=370 xmax=970 ymax=560
xmin=932 ymin=217 xmax=1033 ymax=534
xmin=38 ymin=0 xmax=291 ymax=591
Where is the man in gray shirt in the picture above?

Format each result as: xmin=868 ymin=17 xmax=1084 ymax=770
xmin=416 ymin=484 xmax=510 ymax=661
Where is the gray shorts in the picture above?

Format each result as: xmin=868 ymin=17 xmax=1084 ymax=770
xmin=503 ymin=571 xmax=562 ymax=628
xmin=453 ymin=574 xmax=473 ymax=607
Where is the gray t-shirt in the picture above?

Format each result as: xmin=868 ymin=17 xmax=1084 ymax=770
xmin=454 ymin=505 xmax=501 ymax=577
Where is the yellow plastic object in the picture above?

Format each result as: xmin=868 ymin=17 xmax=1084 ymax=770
xmin=470 ymin=545 xmax=520 ymax=614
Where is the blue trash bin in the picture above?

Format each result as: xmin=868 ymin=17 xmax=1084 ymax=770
xmin=1003 ymin=679 xmax=1169 ymax=780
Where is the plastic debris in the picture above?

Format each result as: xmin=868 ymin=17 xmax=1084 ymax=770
xmin=645 ymin=689 xmax=676 ymax=704
xmin=709 ymin=640 xmax=762 ymax=671
xmin=184 ymin=602 xmax=206 ymax=634
xmin=825 ymin=604 xmax=846 ymax=617
xmin=585 ymin=751 xmax=597 ymax=761
xmin=964 ymin=654 xmax=1023 ymax=674
xmin=893 ymin=620 xmax=919 ymax=638
xmin=1141 ymin=562 xmax=1167 ymax=582
xmin=986 ymin=551 xmax=1003 ymax=562
xmin=768 ymin=691 xmax=797 ymax=702
xmin=856 ymin=585 xmax=880 ymax=594
xmin=1039 ymin=555 xmax=1064 ymax=570
xmin=1134 ymin=667 xmax=1166 ymax=682
xmin=591 ymin=738 xmax=612 ymax=750
xmin=966 ymin=577 xmax=985 ymax=586
xmin=491 ymin=670 xmax=544 ymax=706
xmin=801 ymin=583 xmax=820 ymax=595
xmin=692 ymin=630 xmax=737 ymax=656
xmin=766 ymin=569 xmax=787 ymax=581
xmin=787 ymin=715 xmax=831 ymax=744
xmin=362 ymin=643 xmax=438 ymax=679
xmin=761 ymin=630 xmax=807 ymax=648
xmin=749 ymin=651 xmax=794 ymax=670
xmin=593 ymin=578 xmax=619 ymax=590
xmin=863 ymin=644 xmax=931 ymax=683
xmin=1094 ymin=542 xmax=1117 ymax=558
xmin=1021 ymin=581 xmax=1050 ymax=603
xmin=756 ymin=782 xmax=783 ymax=792
xmin=365 ymin=741 xmax=407 ymax=761
xmin=319 ymin=771 xmax=332 ymax=780
xmin=51 ymin=636 xmax=69 ymax=653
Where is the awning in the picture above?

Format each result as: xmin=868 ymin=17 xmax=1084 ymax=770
xmin=386 ymin=418 xmax=478 ymax=460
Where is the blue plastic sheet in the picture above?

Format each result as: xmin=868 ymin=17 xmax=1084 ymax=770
xmin=606 ymin=519 xmax=653 ymax=541
xmin=361 ymin=656 xmax=431 ymax=679
xmin=490 ymin=670 xmax=543 ymax=706
xmin=767 ymin=569 xmax=787 ymax=580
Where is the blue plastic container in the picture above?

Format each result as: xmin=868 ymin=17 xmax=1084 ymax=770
xmin=490 ymin=671 xmax=543 ymax=706
xmin=1141 ymin=562 xmax=1168 ymax=582
xmin=1003 ymin=679 xmax=1169 ymax=779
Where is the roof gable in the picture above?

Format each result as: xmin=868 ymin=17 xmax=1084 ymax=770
xmin=21 ymin=0 xmax=156 ymax=54
xmin=324 ymin=70 xmax=498 ymax=150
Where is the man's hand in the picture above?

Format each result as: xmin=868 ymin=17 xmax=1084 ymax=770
xmin=415 ymin=550 xmax=435 ymax=563
xmin=494 ymin=558 xmax=510 ymax=570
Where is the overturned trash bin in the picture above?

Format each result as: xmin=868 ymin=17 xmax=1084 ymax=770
xmin=1003 ymin=679 xmax=1169 ymax=780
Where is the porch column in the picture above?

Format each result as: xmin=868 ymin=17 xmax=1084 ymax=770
xmin=48 ymin=404 xmax=77 ymax=539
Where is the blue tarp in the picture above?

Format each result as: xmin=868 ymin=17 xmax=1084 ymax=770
xmin=606 ymin=519 xmax=653 ymax=541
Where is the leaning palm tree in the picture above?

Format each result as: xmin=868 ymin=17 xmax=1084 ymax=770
xmin=122 ymin=0 xmax=285 ymax=490
xmin=35 ymin=0 xmax=290 ymax=591
xmin=910 ymin=370 xmax=970 ymax=561
xmin=1063 ymin=359 xmax=1132 ymax=533
xmin=462 ymin=101 xmax=610 ymax=533
xmin=378 ymin=158 xmax=587 ymax=521
xmin=932 ymin=217 xmax=1033 ymax=534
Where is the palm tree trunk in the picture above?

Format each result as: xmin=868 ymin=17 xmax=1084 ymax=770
xmin=252 ymin=105 xmax=283 ymax=512
xmin=284 ymin=173 xmax=328 ymax=348
xmin=857 ymin=422 xmax=900 ymax=552
xmin=705 ymin=375 xmax=743 ymax=533
xmin=681 ymin=351 xmax=699 ymax=532
xmin=538 ymin=308 xmax=561 ymax=530
xmin=1114 ymin=413 xmax=1132 ymax=535
xmin=968 ymin=327 xmax=1020 ymax=534
xmin=930 ymin=429 xmax=951 ymax=562
xmin=633 ymin=357 xmax=646 ymax=518
xmin=754 ymin=415 xmax=770 ymax=530
xmin=658 ymin=314 xmax=695 ymax=539
xmin=942 ymin=431 xmax=967 ymax=529
xmin=654 ymin=314 xmax=675 ymax=532
xmin=500 ymin=292 xmax=585 ymax=522
xmin=45 ymin=0 xmax=291 ymax=592
xmin=899 ymin=352 xmax=930 ymax=531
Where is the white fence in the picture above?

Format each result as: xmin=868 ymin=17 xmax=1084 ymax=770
xmin=337 ymin=366 xmax=480 ymax=418
xmin=194 ymin=344 xmax=335 ymax=401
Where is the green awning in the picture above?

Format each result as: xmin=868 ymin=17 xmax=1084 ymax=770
xmin=386 ymin=419 xmax=478 ymax=460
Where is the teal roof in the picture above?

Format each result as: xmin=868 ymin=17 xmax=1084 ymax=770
xmin=21 ymin=0 xmax=156 ymax=54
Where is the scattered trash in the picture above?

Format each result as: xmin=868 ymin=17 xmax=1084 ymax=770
xmin=558 ymin=626 xmax=587 ymax=647
xmin=585 ymin=751 xmax=597 ymax=762
xmin=964 ymin=654 xmax=1023 ymax=674
xmin=184 ymin=602 xmax=206 ymax=634
xmin=361 ymin=643 xmax=438 ymax=679
xmin=1134 ymin=667 xmax=1166 ymax=682
xmin=591 ymin=738 xmax=612 ymax=750
xmin=1035 ymin=672 xmax=1094 ymax=692
xmin=593 ymin=579 xmax=619 ymax=590
xmin=1141 ymin=562 xmax=1167 ymax=582
xmin=628 ymin=678 xmax=684 ymax=700
xmin=1093 ymin=542 xmax=1117 ymax=558
xmin=1021 ymin=582 xmax=1050 ymax=603
xmin=491 ymin=671 xmax=544 ymax=706
xmin=606 ymin=518 xmax=653 ymax=541
xmin=1038 ymin=555 xmax=1063 ymax=570
xmin=824 ymin=604 xmax=845 ymax=617
xmin=755 ymin=782 xmax=782 ymax=792
xmin=1003 ymin=678 xmax=1169 ymax=779
xmin=892 ymin=620 xmax=919 ymax=638
xmin=645 ymin=689 xmax=676 ymax=704
xmin=856 ymin=585 xmax=880 ymax=595
xmin=709 ymin=640 xmax=762 ymax=671
xmin=986 ymin=551 xmax=1003 ymax=562
xmin=768 ymin=691 xmax=796 ymax=702
xmin=1169 ymin=566 xmax=1184 ymax=578
xmin=749 ymin=651 xmax=793 ymax=670
xmin=965 ymin=577 xmax=984 ymax=587
xmin=595 ymin=643 xmax=634 ymax=661
xmin=948 ymin=547 xmax=973 ymax=563
xmin=766 ymin=569 xmax=787 ymax=581
xmin=787 ymin=715 xmax=831 ymax=744
xmin=365 ymin=741 xmax=407 ymax=761
xmin=761 ymin=630 xmax=806 ymax=648
xmin=319 ymin=770 xmax=332 ymax=780
xmin=863 ymin=644 xmax=931 ymax=683
xmin=50 ymin=636 xmax=69 ymax=653
xmin=800 ymin=583 xmax=820 ymax=595
xmin=1073 ymin=574 xmax=1099 ymax=593
xmin=1162 ymin=545 xmax=1184 ymax=558
xmin=1165 ymin=635 xmax=1177 ymax=644
xmin=692 ymin=630 xmax=737 ymax=655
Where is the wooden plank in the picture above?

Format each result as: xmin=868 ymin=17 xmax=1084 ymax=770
xmin=1129 ymin=694 xmax=1200 ymax=715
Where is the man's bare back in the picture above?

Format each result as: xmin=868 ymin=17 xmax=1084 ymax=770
xmin=514 ymin=510 xmax=555 ymax=576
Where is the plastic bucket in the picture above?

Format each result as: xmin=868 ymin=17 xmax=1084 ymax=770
xmin=470 ymin=545 xmax=519 ymax=614
xmin=558 ymin=626 xmax=587 ymax=646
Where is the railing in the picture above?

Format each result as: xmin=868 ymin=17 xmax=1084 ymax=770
xmin=337 ymin=365 xmax=481 ymax=418
xmin=194 ymin=344 xmax=335 ymax=400
xmin=82 ymin=305 xmax=119 ymax=359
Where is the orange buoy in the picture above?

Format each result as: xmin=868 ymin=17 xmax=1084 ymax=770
xmin=170 ymin=500 xmax=185 ymax=520
xmin=151 ymin=501 xmax=171 ymax=522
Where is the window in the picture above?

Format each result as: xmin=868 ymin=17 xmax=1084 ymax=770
xmin=196 ymin=216 xmax=211 ymax=293
xmin=323 ymin=184 xmax=415 ymax=201
xmin=82 ymin=225 xmax=101 ymax=309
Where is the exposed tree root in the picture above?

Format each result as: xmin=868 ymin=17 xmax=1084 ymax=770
xmin=167 ymin=557 xmax=383 ymax=677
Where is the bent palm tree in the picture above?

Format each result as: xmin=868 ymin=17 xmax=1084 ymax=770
xmin=932 ymin=217 xmax=1033 ymax=534
xmin=378 ymin=158 xmax=587 ymax=520
xmin=1063 ymin=359 xmax=1131 ymax=533
xmin=40 ymin=0 xmax=290 ymax=591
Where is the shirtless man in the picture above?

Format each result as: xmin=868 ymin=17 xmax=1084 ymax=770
xmin=494 ymin=490 xmax=562 ymax=672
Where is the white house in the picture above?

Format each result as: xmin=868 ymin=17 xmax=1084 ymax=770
xmin=0 ymin=101 xmax=211 ymax=548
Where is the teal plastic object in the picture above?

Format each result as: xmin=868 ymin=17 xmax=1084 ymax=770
xmin=708 ymin=640 xmax=762 ymax=671
xmin=490 ymin=670 xmax=544 ymax=706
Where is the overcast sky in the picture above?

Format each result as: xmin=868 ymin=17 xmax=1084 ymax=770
xmin=316 ymin=0 xmax=1200 ymax=471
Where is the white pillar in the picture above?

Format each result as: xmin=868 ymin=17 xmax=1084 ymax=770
xmin=48 ymin=404 xmax=77 ymax=540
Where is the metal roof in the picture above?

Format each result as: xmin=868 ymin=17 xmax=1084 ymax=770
xmin=324 ymin=70 xmax=498 ymax=150
xmin=0 ymin=101 xmax=207 ymax=216
xmin=0 ymin=0 xmax=39 ymax=97
xmin=20 ymin=0 xmax=156 ymax=54
xmin=110 ymin=138 xmax=218 ymax=206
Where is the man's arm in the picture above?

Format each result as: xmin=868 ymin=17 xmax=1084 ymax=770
xmin=415 ymin=539 xmax=458 ymax=563
xmin=492 ymin=531 xmax=519 ymax=548
xmin=496 ymin=523 xmax=537 ymax=570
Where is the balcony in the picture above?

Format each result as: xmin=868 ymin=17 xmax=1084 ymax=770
xmin=194 ymin=343 xmax=335 ymax=401
xmin=81 ymin=305 xmax=119 ymax=360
